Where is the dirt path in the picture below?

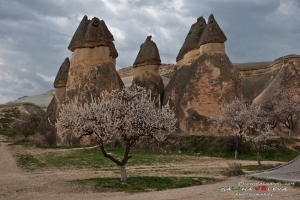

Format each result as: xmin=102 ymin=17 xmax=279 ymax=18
xmin=0 ymin=137 xmax=299 ymax=200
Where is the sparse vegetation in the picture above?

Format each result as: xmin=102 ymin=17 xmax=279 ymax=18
xmin=0 ymin=108 xmax=21 ymax=138
xmin=261 ymin=89 xmax=300 ymax=139
xmin=10 ymin=111 xmax=44 ymax=142
xmin=39 ymin=130 xmax=57 ymax=147
xmin=242 ymin=163 xmax=281 ymax=171
xmin=14 ymin=135 xmax=299 ymax=172
xmin=294 ymin=181 xmax=300 ymax=188
xmin=73 ymin=176 xmax=205 ymax=193
xmin=223 ymin=162 xmax=244 ymax=176
xmin=16 ymin=147 xmax=194 ymax=170
xmin=16 ymin=154 xmax=46 ymax=171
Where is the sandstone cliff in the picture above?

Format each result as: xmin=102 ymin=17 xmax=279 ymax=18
xmin=249 ymin=55 xmax=300 ymax=104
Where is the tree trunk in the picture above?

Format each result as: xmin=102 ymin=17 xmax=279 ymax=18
xmin=270 ymin=127 xmax=275 ymax=135
xmin=24 ymin=135 xmax=28 ymax=143
xmin=234 ymin=137 xmax=238 ymax=160
xmin=289 ymin=129 xmax=292 ymax=139
xmin=257 ymin=151 xmax=261 ymax=166
xmin=119 ymin=165 xmax=127 ymax=182
xmin=234 ymin=149 xmax=238 ymax=160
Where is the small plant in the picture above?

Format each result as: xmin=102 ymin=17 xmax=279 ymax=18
xmin=224 ymin=162 xmax=244 ymax=176
xmin=294 ymin=181 xmax=300 ymax=188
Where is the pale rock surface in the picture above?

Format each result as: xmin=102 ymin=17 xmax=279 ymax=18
xmin=164 ymin=53 xmax=242 ymax=134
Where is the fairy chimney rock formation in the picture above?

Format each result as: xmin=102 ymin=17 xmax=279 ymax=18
xmin=176 ymin=16 xmax=206 ymax=68
xmin=68 ymin=16 xmax=115 ymax=51
xmin=198 ymin=14 xmax=227 ymax=55
xmin=54 ymin=57 xmax=70 ymax=100
xmin=164 ymin=14 xmax=242 ymax=134
xmin=177 ymin=14 xmax=227 ymax=69
xmin=36 ymin=58 xmax=70 ymax=136
xmin=65 ymin=15 xmax=122 ymax=102
xmin=131 ymin=36 xmax=164 ymax=102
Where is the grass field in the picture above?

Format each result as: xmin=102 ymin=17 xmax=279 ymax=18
xmin=5 ymin=134 xmax=300 ymax=193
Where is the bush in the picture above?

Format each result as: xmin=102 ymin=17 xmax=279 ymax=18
xmin=40 ymin=131 xmax=56 ymax=147
xmin=294 ymin=182 xmax=300 ymax=188
xmin=223 ymin=162 xmax=245 ymax=176
xmin=222 ymin=135 xmax=249 ymax=152
xmin=134 ymin=136 xmax=168 ymax=153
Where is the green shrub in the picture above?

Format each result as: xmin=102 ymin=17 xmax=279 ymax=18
xmin=294 ymin=181 xmax=300 ymax=188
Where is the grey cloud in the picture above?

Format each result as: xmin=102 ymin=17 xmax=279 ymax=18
xmin=0 ymin=0 xmax=300 ymax=104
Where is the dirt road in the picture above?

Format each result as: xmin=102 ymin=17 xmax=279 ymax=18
xmin=0 ymin=135 xmax=299 ymax=200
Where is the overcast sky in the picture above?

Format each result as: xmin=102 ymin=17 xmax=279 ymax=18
xmin=0 ymin=0 xmax=300 ymax=104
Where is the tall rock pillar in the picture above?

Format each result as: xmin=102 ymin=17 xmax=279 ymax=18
xmin=164 ymin=14 xmax=242 ymax=135
xmin=65 ymin=16 xmax=122 ymax=102
xmin=130 ymin=36 xmax=164 ymax=103
xmin=36 ymin=58 xmax=70 ymax=136
xmin=57 ymin=16 xmax=124 ymax=146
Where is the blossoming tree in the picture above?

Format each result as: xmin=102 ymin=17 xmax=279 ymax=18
xmin=261 ymin=89 xmax=300 ymax=139
xmin=214 ymin=98 xmax=270 ymax=160
xmin=55 ymin=87 xmax=176 ymax=182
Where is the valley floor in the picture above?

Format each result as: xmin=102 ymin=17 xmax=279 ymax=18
xmin=0 ymin=135 xmax=299 ymax=200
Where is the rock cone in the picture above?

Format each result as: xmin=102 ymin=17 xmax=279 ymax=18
xmin=133 ymin=36 xmax=161 ymax=67
xmin=68 ymin=16 xmax=116 ymax=54
xmin=199 ymin=14 xmax=227 ymax=46
xmin=131 ymin=36 xmax=164 ymax=103
xmin=176 ymin=16 xmax=207 ymax=62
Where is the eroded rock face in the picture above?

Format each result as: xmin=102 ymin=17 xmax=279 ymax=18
xmin=68 ymin=16 xmax=116 ymax=53
xmin=177 ymin=14 xmax=227 ymax=69
xmin=164 ymin=53 xmax=242 ymax=134
xmin=176 ymin=16 xmax=207 ymax=62
xmin=130 ymin=71 xmax=164 ymax=103
xmin=251 ymin=55 xmax=300 ymax=104
xmin=131 ymin=36 xmax=164 ymax=103
xmin=57 ymin=61 xmax=124 ymax=146
xmin=65 ymin=16 xmax=119 ymax=102
xmin=65 ymin=61 xmax=124 ymax=102
xmin=37 ymin=58 xmax=70 ymax=136
xmin=55 ymin=16 xmax=123 ymax=146
xmin=54 ymin=58 xmax=70 ymax=88
xmin=198 ymin=14 xmax=227 ymax=46
xmin=133 ymin=36 xmax=161 ymax=67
